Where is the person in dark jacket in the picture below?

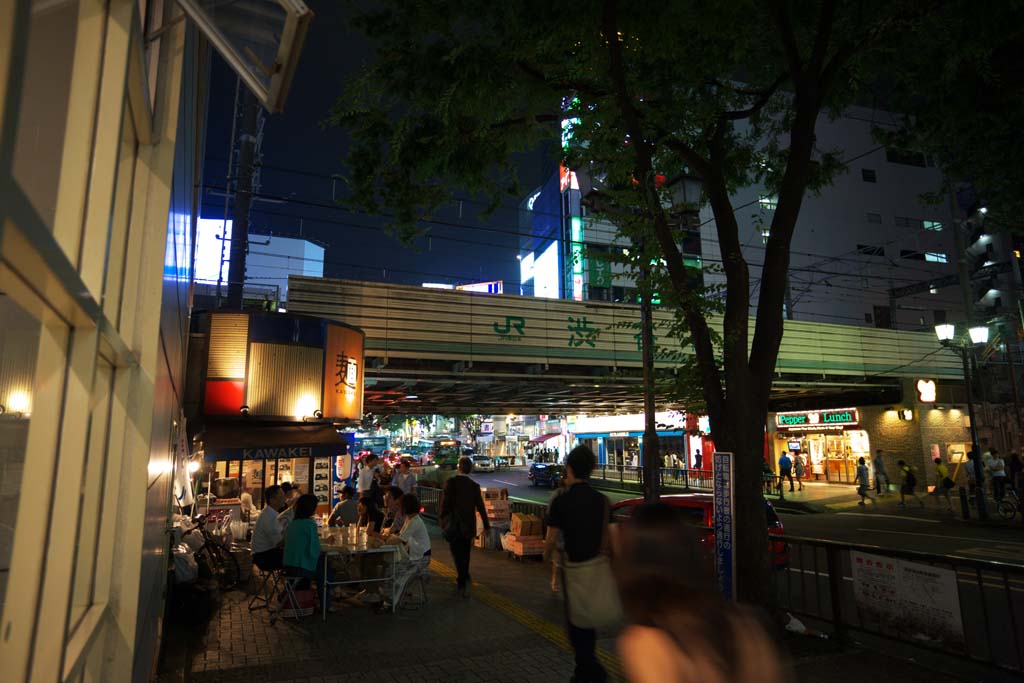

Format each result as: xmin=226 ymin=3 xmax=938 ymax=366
xmin=440 ymin=456 xmax=489 ymax=597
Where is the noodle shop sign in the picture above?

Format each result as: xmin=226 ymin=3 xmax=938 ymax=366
xmin=776 ymin=408 xmax=859 ymax=432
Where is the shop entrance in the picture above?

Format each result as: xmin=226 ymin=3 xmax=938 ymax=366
xmin=605 ymin=436 xmax=640 ymax=467
xmin=788 ymin=429 xmax=871 ymax=484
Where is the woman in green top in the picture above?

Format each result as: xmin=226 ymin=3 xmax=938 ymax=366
xmin=284 ymin=494 xmax=329 ymax=596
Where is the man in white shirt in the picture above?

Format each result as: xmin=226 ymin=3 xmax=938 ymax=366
xmin=252 ymin=485 xmax=286 ymax=569
xmin=393 ymin=461 xmax=417 ymax=495
xmin=357 ymin=454 xmax=381 ymax=497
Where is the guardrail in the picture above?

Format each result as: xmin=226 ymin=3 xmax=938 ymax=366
xmin=589 ymin=465 xmax=782 ymax=500
xmin=776 ymin=535 xmax=1024 ymax=673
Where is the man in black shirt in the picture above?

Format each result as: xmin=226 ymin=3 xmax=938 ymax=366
xmin=545 ymin=445 xmax=608 ymax=682
xmin=440 ymin=456 xmax=490 ymax=597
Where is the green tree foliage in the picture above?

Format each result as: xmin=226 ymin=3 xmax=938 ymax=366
xmin=328 ymin=0 xmax=960 ymax=604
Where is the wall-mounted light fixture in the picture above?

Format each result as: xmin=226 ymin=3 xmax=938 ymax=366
xmin=239 ymin=404 xmax=250 ymax=416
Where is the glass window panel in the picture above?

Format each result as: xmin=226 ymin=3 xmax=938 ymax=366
xmin=10 ymin=0 xmax=81 ymax=231
xmin=68 ymin=360 xmax=113 ymax=632
xmin=103 ymin=99 xmax=138 ymax=327
xmin=0 ymin=294 xmax=43 ymax=613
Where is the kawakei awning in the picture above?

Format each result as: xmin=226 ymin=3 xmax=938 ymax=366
xmin=202 ymin=423 xmax=348 ymax=461
xmin=529 ymin=432 xmax=562 ymax=444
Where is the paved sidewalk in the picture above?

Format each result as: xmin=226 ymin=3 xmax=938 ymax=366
xmin=155 ymin=523 xmax=1012 ymax=683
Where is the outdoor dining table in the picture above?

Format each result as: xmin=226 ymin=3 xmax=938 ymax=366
xmin=319 ymin=527 xmax=399 ymax=621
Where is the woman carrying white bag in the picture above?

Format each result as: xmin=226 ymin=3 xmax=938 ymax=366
xmin=544 ymin=445 xmax=620 ymax=683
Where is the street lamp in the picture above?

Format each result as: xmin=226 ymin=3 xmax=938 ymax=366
xmin=935 ymin=322 xmax=990 ymax=520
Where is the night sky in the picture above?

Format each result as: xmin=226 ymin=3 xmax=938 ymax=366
xmin=200 ymin=0 xmax=553 ymax=291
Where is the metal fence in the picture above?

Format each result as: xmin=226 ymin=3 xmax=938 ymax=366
xmin=590 ymin=465 xmax=780 ymax=499
xmin=776 ymin=535 xmax=1024 ymax=673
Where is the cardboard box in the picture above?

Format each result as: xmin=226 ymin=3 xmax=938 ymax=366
xmin=482 ymin=487 xmax=509 ymax=500
xmin=510 ymin=512 xmax=542 ymax=537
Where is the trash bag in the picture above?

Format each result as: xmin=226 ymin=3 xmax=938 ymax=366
xmin=172 ymin=544 xmax=199 ymax=584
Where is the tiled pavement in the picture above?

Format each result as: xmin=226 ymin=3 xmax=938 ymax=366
xmin=156 ymin=523 xmax=1010 ymax=683
xmin=156 ymin=526 xmax=610 ymax=683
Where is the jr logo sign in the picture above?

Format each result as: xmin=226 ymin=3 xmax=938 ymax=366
xmin=494 ymin=316 xmax=526 ymax=341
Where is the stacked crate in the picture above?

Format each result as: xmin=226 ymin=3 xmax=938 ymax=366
xmin=506 ymin=512 xmax=545 ymax=557
xmin=476 ymin=487 xmax=511 ymax=549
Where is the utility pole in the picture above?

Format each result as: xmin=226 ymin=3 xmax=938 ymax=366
xmin=639 ymin=251 xmax=660 ymax=502
xmin=226 ymin=89 xmax=260 ymax=309
xmin=949 ymin=188 xmax=988 ymax=520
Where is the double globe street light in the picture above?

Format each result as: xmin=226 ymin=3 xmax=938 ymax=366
xmin=935 ymin=322 xmax=990 ymax=520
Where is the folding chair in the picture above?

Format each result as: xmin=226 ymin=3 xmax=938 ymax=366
xmin=396 ymin=560 xmax=431 ymax=610
xmin=248 ymin=562 xmax=282 ymax=612
xmin=270 ymin=573 xmax=311 ymax=624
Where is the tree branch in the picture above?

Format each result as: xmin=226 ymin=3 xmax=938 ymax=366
xmin=601 ymin=0 xmax=725 ymax=416
xmin=720 ymin=72 xmax=789 ymax=121
xmin=809 ymin=0 xmax=837 ymax=72
xmin=514 ymin=61 xmax=610 ymax=99
xmin=769 ymin=0 xmax=804 ymax=78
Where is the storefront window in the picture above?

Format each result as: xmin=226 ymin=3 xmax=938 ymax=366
xmin=11 ymin=0 xmax=82 ymax=234
xmin=0 ymin=295 xmax=42 ymax=614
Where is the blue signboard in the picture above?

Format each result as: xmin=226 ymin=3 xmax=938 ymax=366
xmin=713 ymin=451 xmax=735 ymax=601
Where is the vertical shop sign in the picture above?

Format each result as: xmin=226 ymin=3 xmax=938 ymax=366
xmin=851 ymin=551 xmax=965 ymax=650
xmin=713 ymin=451 xmax=735 ymax=600
xmin=322 ymin=324 xmax=365 ymax=420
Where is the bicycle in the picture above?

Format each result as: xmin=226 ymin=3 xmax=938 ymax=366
xmin=997 ymin=488 xmax=1022 ymax=521
xmin=192 ymin=514 xmax=242 ymax=591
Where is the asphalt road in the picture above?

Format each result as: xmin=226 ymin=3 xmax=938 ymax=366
xmin=473 ymin=467 xmax=1024 ymax=565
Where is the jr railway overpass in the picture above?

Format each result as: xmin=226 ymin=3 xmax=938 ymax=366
xmin=286 ymin=276 xmax=961 ymax=415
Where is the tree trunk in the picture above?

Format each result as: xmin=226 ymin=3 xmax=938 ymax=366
xmin=710 ymin=402 xmax=771 ymax=606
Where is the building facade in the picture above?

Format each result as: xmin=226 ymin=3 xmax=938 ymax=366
xmin=0 ymin=2 xmax=207 ymax=680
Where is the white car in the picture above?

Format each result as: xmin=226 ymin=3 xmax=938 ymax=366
xmin=472 ymin=455 xmax=495 ymax=472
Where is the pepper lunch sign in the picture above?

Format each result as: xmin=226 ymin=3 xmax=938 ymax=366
xmin=775 ymin=408 xmax=859 ymax=431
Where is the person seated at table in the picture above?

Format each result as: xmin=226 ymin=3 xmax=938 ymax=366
xmin=283 ymin=494 xmax=331 ymax=600
xmin=382 ymin=487 xmax=405 ymax=533
xmin=357 ymin=495 xmax=384 ymax=533
xmin=277 ymin=482 xmax=301 ymax=532
xmin=328 ymin=485 xmax=359 ymax=527
xmin=252 ymin=485 xmax=286 ymax=570
xmin=372 ymin=494 xmax=431 ymax=611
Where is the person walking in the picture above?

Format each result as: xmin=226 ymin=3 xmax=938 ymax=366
xmin=931 ymin=457 xmax=954 ymax=510
xmin=855 ymin=457 xmax=875 ymax=506
xmin=989 ymin=449 xmax=1008 ymax=502
xmin=613 ymin=503 xmax=793 ymax=683
xmin=873 ymin=449 xmax=890 ymax=495
xmin=544 ymin=445 xmax=612 ymax=683
xmin=1009 ymin=451 xmax=1023 ymax=494
xmin=548 ymin=478 xmax=568 ymax=593
xmin=897 ymin=459 xmax=925 ymax=508
xmin=393 ymin=460 xmax=417 ymax=495
xmin=778 ymin=452 xmax=794 ymax=493
xmin=964 ymin=451 xmax=982 ymax=504
xmin=793 ymin=452 xmax=806 ymax=492
xmin=693 ymin=449 xmax=702 ymax=471
xmin=440 ymin=456 xmax=489 ymax=597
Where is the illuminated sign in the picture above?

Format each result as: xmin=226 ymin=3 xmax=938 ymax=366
xmin=775 ymin=408 xmax=859 ymax=431
xmin=916 ymin=378 xmax=937 ymax=403
xmin=534 ymin=242 xmax=560 ymax=299
xmin=195 ymin=218 xmax=231 ymax=283
xmin=323 ymin=324 xmax=365 ymax=420
xmin=571 ymin=216 xmax=584 ymax=301
xmin=456 ymin=280 xmax=504 ymax=294
xmin=520 ymin=252 xmax=535 ymax=284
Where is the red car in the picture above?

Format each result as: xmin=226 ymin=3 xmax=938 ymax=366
xmin=611 ymin=493 xmax=789 ymax=568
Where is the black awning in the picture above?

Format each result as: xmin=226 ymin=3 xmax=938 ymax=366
xmin=202 ymin=423 xmax=348 ymax=461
